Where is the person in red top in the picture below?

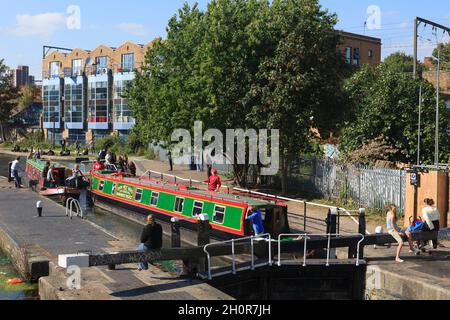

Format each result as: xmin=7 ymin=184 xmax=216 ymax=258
xmin=204 ymin=169 xmax=222 ymax=192
xmin=93 ymin=158 xmax=106 ymax=171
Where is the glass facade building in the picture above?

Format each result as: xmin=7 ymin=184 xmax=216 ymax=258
xmin=113 ymin=73 xmax=135 ymax=130
xmin=64 ymin=76 xmax=85 ymax=129
xmin=88 ymin=75 xmax=110 ymax=130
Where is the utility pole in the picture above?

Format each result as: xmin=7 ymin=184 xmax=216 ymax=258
xmin=435 ymin=47 xmax=440 ymax=166
xmin=413 ymin=17 xmax=450 ymax=78
xmin=417 ymin=85 xmax=422 ymax=165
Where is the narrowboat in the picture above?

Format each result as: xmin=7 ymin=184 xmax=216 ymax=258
xmin=90 ymin=170 xmax=291 ymax=240
xmin=25 ymin=158 xmax=81 ymax=198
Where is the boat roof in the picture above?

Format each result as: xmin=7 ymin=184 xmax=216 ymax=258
xmin=96 ymin=172 xmax=279 ymax=207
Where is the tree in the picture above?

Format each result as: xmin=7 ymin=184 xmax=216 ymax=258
xmin=432 ymin=42 xmax=450 ymax=70
xmin=340 ymin=63 xmax=450 ymax=164
xmin=247 ymin=0 xmax=348 ymax=192
xmin=382 ymin=51 xmax=425 ymax=74
xmin=0 ymin=59 xmax=18 ymax=142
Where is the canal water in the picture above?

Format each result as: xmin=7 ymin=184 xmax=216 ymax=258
xmin=0 ymin=153 xmax=179 ymax=301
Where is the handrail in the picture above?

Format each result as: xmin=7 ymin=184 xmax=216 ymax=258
xmin=65 ymin=197 xmax=84 ymax=219
xmin=203 ymin=233 xmax=272 ymax=280
xmin=277 ymin=233 xmax=365 ymax=267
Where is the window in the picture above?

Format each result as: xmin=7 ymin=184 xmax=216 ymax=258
xmin=345 ymin=47 xmax=352 ymax=64
xmin=111 ymin=183 xmax=117 ymax=195
xmin=150 ymin=192 xmax=159 ymax=206
xmin=99 ymin=181 xmax=105 ymax=191
xmin=353 ymin=48 xmax=360 ymax=65
xmin=174 ymin=197 xmax=184 ymax=213
xmin=96 ymin=56 xmax=108 ymax=74
xmin=50 ymin=62 xmax=60 ymax=78
xmin=121 ymin=53 xmax=135 ymax=71
xmin=135 ymin=188 xmax=143 ymax=202
xmin=72 ymin=59 xmax=83 ymax=76
xmin=213 ymin=205 xmax=226 ymax=224
xmin=368 ymin=49 xmax=373 ymax=59
xmin=192 ymin=201 xmax=204 ymax=217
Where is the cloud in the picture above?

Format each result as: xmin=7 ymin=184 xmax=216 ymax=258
xmin=6 ymin=12 xmax=66 ymax=37
xmin=116 ymin=23 xmax=149 ymax=37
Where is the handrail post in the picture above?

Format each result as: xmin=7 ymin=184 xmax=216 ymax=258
xmin=277 ymin=235 xmax=282 ymax=267
xmin=303 ymin=234 xmax=308 ymax=267
xmin=326 ymin=233 xmax=331 ymax=267
xmin=303 ymin=202 xmax=307 ymax=231
xmin=268 ymin=235 xmax=272 ymax=266
xmin=231 ymin=239 xmax=236 ymax=274
xmin=358 ymin=208 xmax=366 ymax=259
xmin=251 ymin=237 xmax=255 ymax=270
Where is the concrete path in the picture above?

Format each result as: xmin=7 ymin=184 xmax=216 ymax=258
xmin=0 ymin=177 xmax=232 ymax=300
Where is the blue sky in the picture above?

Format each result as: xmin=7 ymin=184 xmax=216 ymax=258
xmin=0 ymin=0 xmax=449 ymax=78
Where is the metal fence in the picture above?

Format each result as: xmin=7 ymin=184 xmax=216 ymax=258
xmin=290 ymin=158 xmax=406 ymax=213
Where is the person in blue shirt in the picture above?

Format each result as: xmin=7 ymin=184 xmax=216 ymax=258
xmin=246 ymin=206 xmax=265 ymax=236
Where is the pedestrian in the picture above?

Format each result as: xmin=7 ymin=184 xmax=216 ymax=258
xmin=137 ymin=215 xmax=163 ymax=271
xmin=98 ymin=148 xmax=107 ymax=161
xmin=105 ymin=151 xmax=112 ymax=165
xmin=206 ymin=164 xmax=212 ymax=179
xmin=204 ymin=168 xmax=221 ymax=192
xmin=75 ymin=140 xmax=80 ymax=155
xmin=66 ymin=164 xmax=84 ymax=187
xmin=421 ymin=198 xmax=440 ymax=249
xmin=60 ymin=139 xmax=66 ymax=152
xmin=93 ymin=158 xmax=106 ymax=171
xmin=386 ymin=204 xmax=417 ymax=263
xmin=129 ymin=161 xmax=137 ymax=176
xmin=46 ymin=164 xmax=56 ymax=188
xmin=42 ymin=161 xmax=51 ymax=184
xmin=246 ymin=206 xmax=265 ymax=236
xmin=11 ymin=156 xmax=23 ymax=189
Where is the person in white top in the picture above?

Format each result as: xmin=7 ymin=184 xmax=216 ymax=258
xmin=10 ymin=156 xmax=23 ymax=188
xmin=421 ymin=198 xmax=440 ymax=249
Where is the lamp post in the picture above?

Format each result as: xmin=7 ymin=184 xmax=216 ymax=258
xmin=434 ymin=46 xmax=440 ymax=166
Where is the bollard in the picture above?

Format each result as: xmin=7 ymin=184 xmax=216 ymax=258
xmin=358 ymin=208 xmax=366 ymax=259
xmin=36 ymin=201 xmax=43 ymax=217
xmin=329 ymin=208 xmax=337 ymax=259
xmin=196 ymin=214 xmax=210 ymax=274
xmin=171 ymin=217 xmax=181 ymax=248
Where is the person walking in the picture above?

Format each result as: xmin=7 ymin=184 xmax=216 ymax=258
xmin=137 ymin=215 xmax=163 ymax=271
xmin=11 ymin=156 xmax=23 ymax=189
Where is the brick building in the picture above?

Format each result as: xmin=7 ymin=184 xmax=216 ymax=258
xmin=41 ymin=40 xmax=155 ymax=144
xmin=339 ymin=31 xmax=381 ymax=66
xmin=10 ymin=65 xmax=35 ymax=87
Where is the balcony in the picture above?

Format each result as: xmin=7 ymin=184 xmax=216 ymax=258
xmin=113 ymin=116 xmax=135 ymax=130
xmin=88 ymin=116 xmax=109 ymax=130
xmin=86 ymin=66 xmax=110 ymax=77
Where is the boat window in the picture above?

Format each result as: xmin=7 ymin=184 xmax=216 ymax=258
xmin=150 ymin=192 xmax=159 ymax=206
xmin=111 ymin=183 xmax=117 ymax=195
xmin=99 ymin=180 xmax=105 ymax=191
xmin=213 ymin=205 xmax=226 ymax=224
xmin=174 ymin=197 xmax=184 ymax=213
xmin=135 ymin=188 xmax=143 ymax=202
xmin=192 ymin=201 xmax=203 ymax=217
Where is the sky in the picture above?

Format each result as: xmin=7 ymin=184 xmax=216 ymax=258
xmin=0 ymin=0 xmax=449 ymax=79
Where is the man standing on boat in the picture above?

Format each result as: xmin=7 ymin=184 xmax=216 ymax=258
xmin=204 ymin=168 xmax=222 ymax=192
xmin=246 ymin=206 xmax=265 ymax=236
xmin=137 ymin=214 xmax=163 ymax=271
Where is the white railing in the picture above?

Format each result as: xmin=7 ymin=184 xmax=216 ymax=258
xmin=66 ymin=197 xmax=84 ymax=219
xmin=277 ymin=233 xmax=365 ymax=267
xmin=203 ymin=234 xmax=272 ymax=280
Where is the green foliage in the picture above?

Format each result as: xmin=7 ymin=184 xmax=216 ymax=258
xmin=0 ymin=59 xmax=18 ymax=140
xmin=17 ymin=131 xmax=52 ymax=150
xmin=432 ymin=42 xmax=450 ymax=70
xmin=340 ymin=62 xmax=450 ymax=164
xmin=382 ymin=51 xmax=425 ymax=74
xmin=127 ymin=0 xmax=348 ymax=191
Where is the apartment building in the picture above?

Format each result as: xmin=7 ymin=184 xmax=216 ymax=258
xmin=41 ymin=41 xmax=154 ymax=144
xmin=339 ymin=31 xmax=382 ymax=66
xmin=10 ymin=65 xmax=35 ymax=87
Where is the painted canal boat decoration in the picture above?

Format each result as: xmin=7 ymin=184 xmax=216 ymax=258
xmin=90 ymin=170 xmax=291 ymax=239
xmin=25 ymin=158 xmax=81 ymax=197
